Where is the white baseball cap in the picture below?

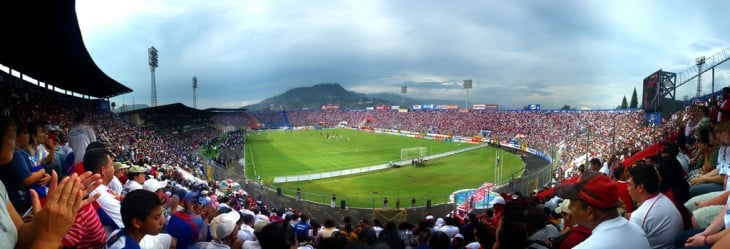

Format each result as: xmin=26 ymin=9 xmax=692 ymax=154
xmin=211 ymin=211 xmax=241 ymax=239
xmin=143 ymin=179 xmax=168 ymax=192
xmin=489 ymin=196 xmax=506 ymax=206
xmin=555 ymin=200 xmax=571 ymax=214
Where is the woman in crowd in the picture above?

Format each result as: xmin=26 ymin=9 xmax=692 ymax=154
xmin=0 ymin=122 xmax=46 ymax=214
xmin=0 ymin=118 xmax=103 ymax=248
xmin=26 ymin=121 xmax=53 ymax=203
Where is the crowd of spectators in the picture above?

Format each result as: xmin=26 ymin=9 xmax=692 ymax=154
xmin=285 ymin=109 xmax=668 ymax=182
xmin=212 ymin=113 xmax=258 ymax=129
xmin=248 ymin=111 xmax=288 ymax=129
xmin=9 ymin=67 xmax=730 ymax=248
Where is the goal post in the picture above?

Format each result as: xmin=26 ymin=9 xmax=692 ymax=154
xmin=401 ymin=147 xmax=427 ymax=160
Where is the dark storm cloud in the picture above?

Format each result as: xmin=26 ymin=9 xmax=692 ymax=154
xmin=73 ymin=0 xmax=730 ymax=110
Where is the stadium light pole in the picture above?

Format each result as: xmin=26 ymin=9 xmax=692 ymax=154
xmin=149 ymin=46 xmax=159 ymax=107
xmin=401 ymin=85 xmax=407 ymax=108
xmin=192 ymin=76 xmax=198 ymax=109
xmin=463 ymin=79 xmax=472 ymax=109
xmin=696 ymin=56 xmax=706 ymax=98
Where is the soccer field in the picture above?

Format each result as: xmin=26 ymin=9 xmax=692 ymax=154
xmin=244 ymin=129 xmax=477 ymax=177
xmin=244 ymin=128 xmax=523 ymax=207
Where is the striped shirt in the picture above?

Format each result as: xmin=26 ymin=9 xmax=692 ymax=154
xmin=63 ymin=203 xmax=106 ymax=249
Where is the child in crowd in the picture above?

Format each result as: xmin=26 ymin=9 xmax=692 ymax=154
xmin=107 ymin=189 xmax=164 ymax=249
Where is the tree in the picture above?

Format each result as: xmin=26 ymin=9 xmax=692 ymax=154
xmin=111 ymin=102 xmax=116 ymax=112
xmin=561 ymin=104 xmax=571 ymax=110
xmin=620 ymin=96 xmax=628 ymax=109
xmin=630 ymin=87 xmax=638 ymax=108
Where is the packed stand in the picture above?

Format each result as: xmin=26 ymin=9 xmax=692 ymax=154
xmin=248 ymin=111 xmax=288 ymax=129
xmin=212 ymin=113 xmax=258 ymax=130
xmin=286 ymin=109 xmax=667 ymax=182
xmin=7 ymin=70 xmax=730 ymax=248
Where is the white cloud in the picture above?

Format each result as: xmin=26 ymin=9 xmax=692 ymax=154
xmin=79 ymin=0 xmax=730 ymax=110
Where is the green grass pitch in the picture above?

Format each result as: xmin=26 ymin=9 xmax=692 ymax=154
xmin=244 ymin=128 xmax=523 ymax=207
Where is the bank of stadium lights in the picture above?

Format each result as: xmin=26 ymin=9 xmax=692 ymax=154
xmin=401 ymin=85 xmax=407 ymax=107
xmin=149 ymin=46 xmax=159 ymax=107
xmin=696 ymin=56 xmax=706 ymax=98
xmin=463 ymin=79 xmax=473 ymax=109
xmin=192 ymin=76 xmax=198 ymax=109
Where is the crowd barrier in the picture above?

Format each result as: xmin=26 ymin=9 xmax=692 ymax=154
xmin=256 ymin=128 xmax=557 ymax=208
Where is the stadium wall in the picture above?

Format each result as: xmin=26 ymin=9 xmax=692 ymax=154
xmin=493 ymin=146 xmax=553 ymax=196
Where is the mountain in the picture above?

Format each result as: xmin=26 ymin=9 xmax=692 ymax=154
xmin=366 ymin=93 xmax=461 ymax=108
xmin=243 ymin=83 xmax=392 ymax=110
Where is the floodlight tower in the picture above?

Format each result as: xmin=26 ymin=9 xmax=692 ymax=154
xmin=463 ymin=79 xmax=473 ymax=109
xmin=696 ymin=56 xmax=706 ymax=98
xmin=401 ymin=85 xmax=407 ymax=107
xmin=192 ymin=76 xmax=198 ymax=109
xmin=149 ymin=46 xmax=159 ymax=107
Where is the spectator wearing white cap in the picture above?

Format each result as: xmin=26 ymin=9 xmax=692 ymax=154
xmin=549 ymin=200 xmax=591 ymax=249
xmin=425 ymin=215 xmax=434 ymax=221
xmin=191 ymin=210 xmax=242 ymax=249
xmin=143 ymin=178 xmax=168 ymax=195
xmin=486 ymin=196 xmax=506 ymax=232
xmin=143 ymin=178 xmax=169 ymax=213
xmin=437 ymin=217 xmax=460 ymax=238
xmin=139 ymin=178 xmax=176 ymax=249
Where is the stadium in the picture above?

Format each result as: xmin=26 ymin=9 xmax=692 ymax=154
xmin=3 ymin=1 xmax=730 ymax=249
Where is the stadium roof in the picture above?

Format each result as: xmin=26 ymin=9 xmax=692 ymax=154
xmin=204 ymin=108 xmax=249 ymax=113
xmin=120 ymin=104 xmax=250 ymax=116
xmin=0 ymin=0 xmax=132 ymax=98
xmin=120 ymin=103 xmax=205 ymax=116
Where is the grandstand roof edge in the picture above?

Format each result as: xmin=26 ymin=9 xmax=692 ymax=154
xmin=119 ymin=103 xmax=206 ymax=115
xmin=0 ymin=0 xmax=132 ymax=98
xmin=204 ymin=108 xmax=249 ymax=113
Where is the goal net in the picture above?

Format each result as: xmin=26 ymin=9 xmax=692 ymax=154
xmin=401 ymin=147 xmax=427 ymax=160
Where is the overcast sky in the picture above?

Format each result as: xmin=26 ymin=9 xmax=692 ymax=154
xmin=75 ymin=0 xmax=730 ymax=110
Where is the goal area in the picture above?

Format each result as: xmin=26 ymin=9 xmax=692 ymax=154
xmin=401 ymin=147 xmax=427 ymax=160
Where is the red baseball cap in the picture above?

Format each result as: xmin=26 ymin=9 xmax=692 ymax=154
xmin=555 ymin=170 xmax=618 ymax=209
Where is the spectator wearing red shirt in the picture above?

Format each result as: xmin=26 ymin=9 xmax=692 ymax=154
xmin=484 ymin=196 xmax=505 ymax=232
xmin=718 ymin=87 xmax=730 ymax=123
xmin=612 ymin=165 xmax=636 ymax=213
xmin=551 ymin=200 xmax=591 ymax=249
xmin=62 ymin=203 xmax=106 ymax=249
